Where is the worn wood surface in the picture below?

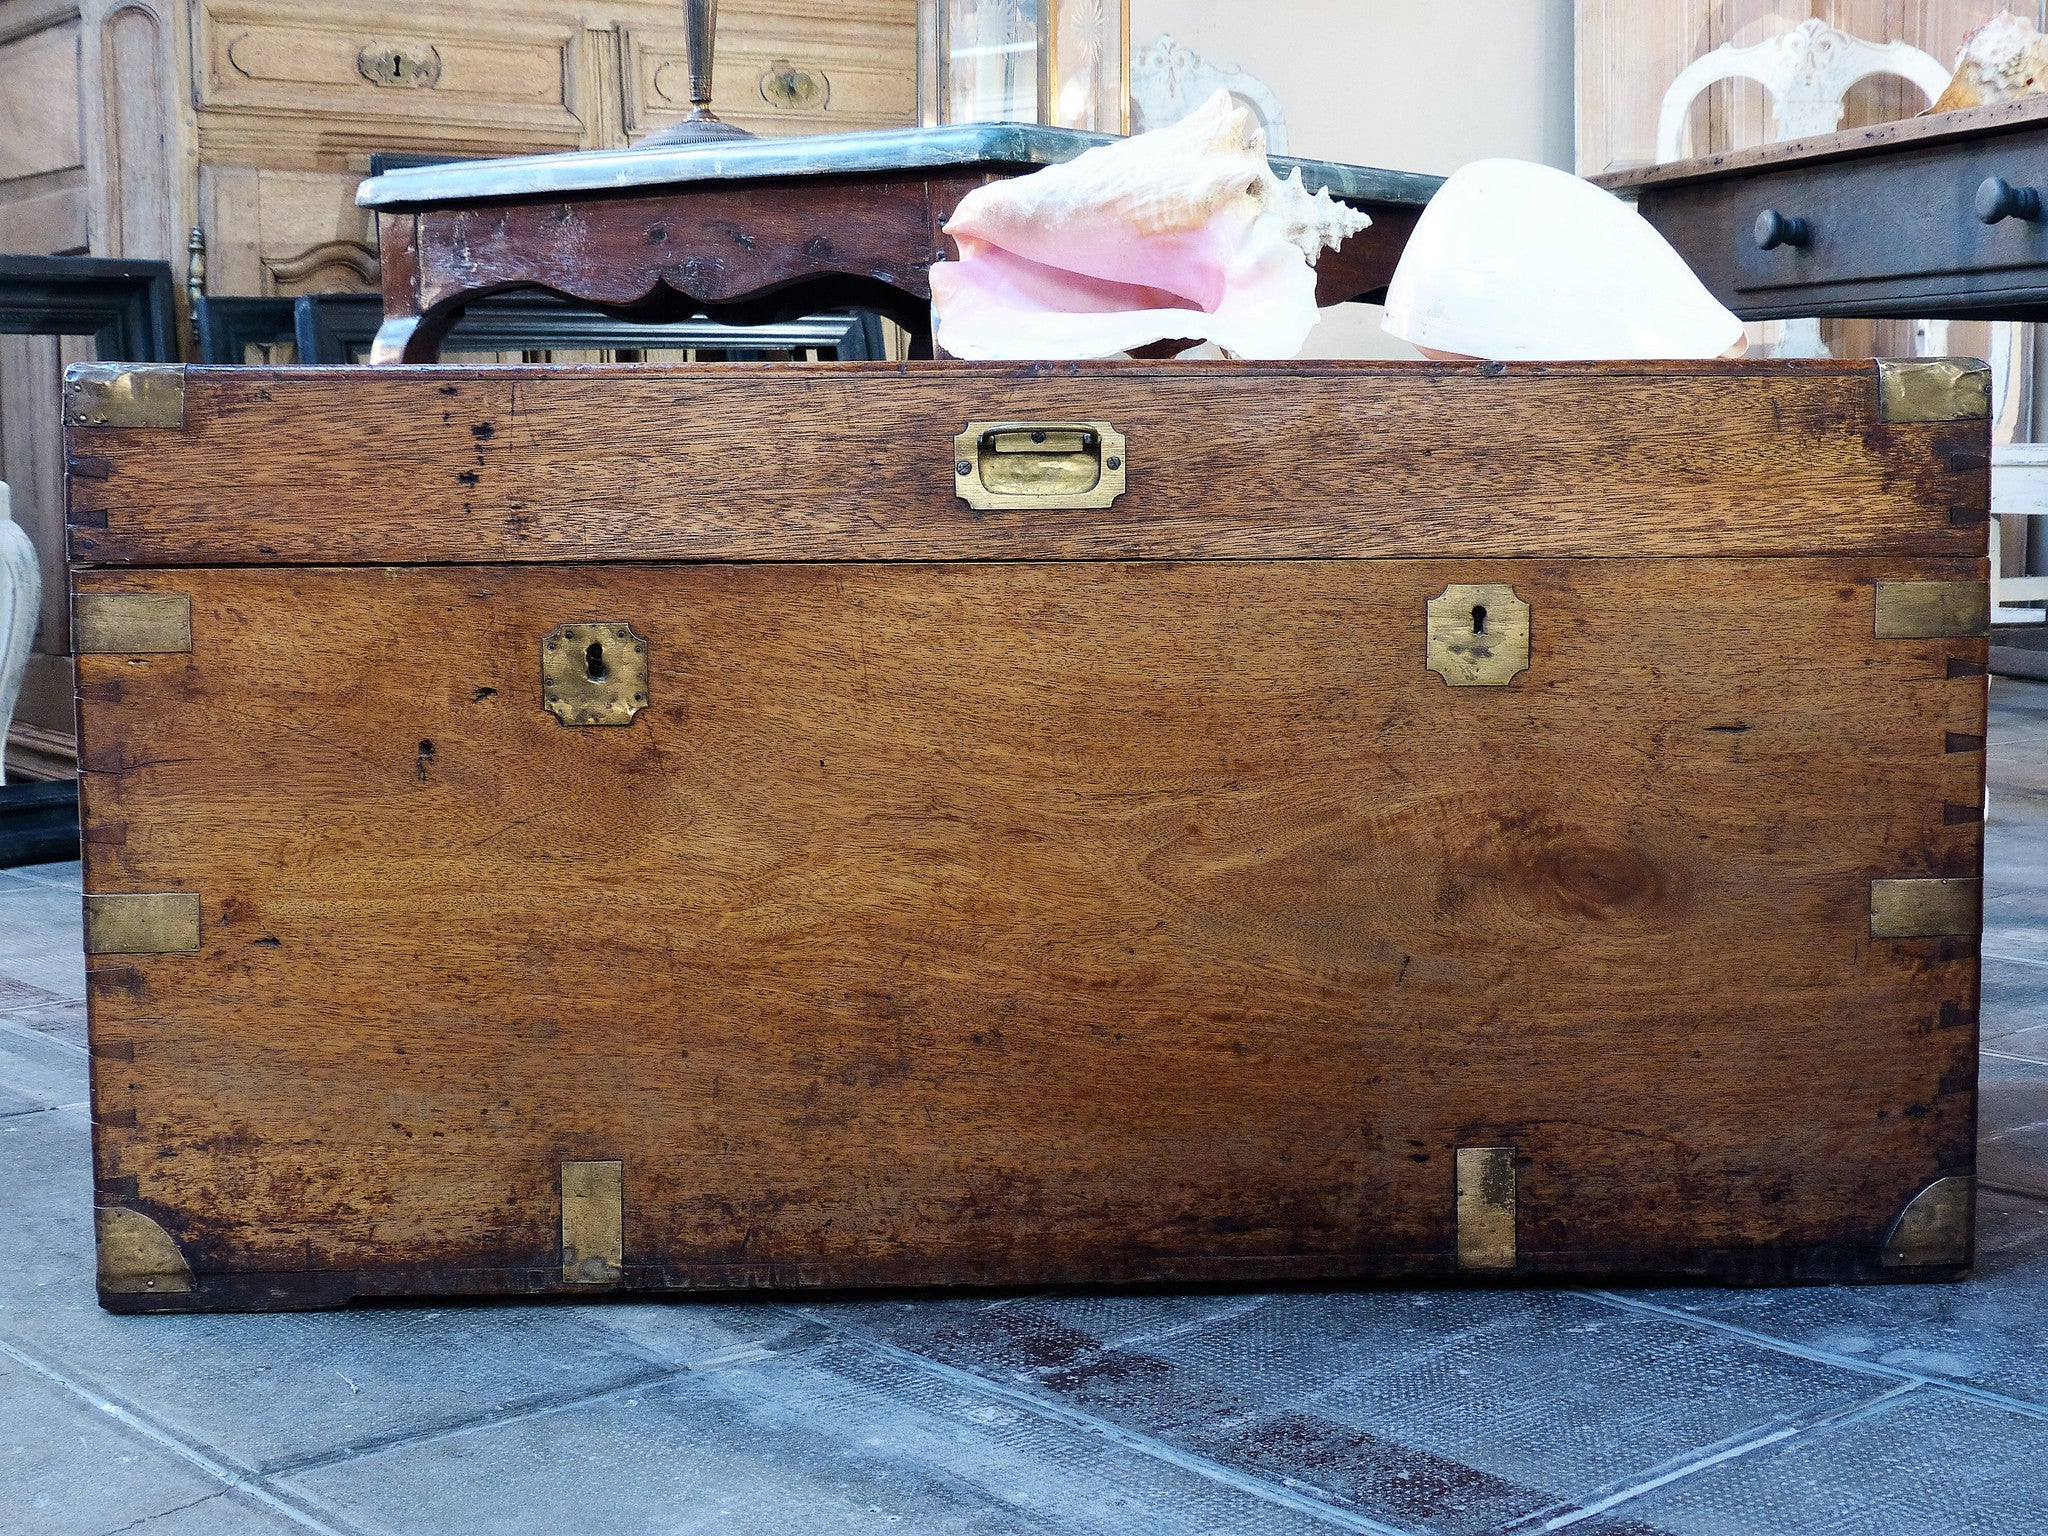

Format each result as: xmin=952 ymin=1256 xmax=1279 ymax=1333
xmin=67 ymin=361 xmax=1987 ymax=568
xmin=76 ymin=555 xmax=1983 ymax=1304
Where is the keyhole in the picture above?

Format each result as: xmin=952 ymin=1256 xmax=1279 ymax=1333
xmin=1471 ymin=604 xmax=1488 ymax=635
xmin=585 ymin=641 xmax=608 ymax=681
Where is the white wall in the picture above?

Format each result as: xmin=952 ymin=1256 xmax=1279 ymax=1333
xmin=1129 ymin=0 xmax=1576 ymax=356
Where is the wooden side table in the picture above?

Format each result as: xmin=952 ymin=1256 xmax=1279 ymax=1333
xmin=1590 ymin=97 xmax=2048 ymax=323
xmin=356 ymin=125 xmax=1442 ymax=362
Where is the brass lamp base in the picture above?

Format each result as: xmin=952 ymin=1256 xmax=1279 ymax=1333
xmin=638 ymin=109 xmax=755 ymax=147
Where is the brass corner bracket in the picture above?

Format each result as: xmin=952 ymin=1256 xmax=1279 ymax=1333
xmin=1876 ymin=359 xmax=1991 ymax=424
xmin=96 ymin=1207 xmax=194 ymax=1295
xmin=73 ymin=593 xmax=192 ymax=654
xmin=64 ymin=364 xmax=187 ymax=430
xmin=1882 ymin=1174 xmax=1974 ymax=1268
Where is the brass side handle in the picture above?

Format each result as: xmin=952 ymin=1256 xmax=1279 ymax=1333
xmin=953 ymin=420 xmax=1126 ymax=511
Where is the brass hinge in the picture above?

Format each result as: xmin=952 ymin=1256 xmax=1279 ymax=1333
xmin=1876 ymin=359 xmax=1992 ymax=423
xmin=1869 ymin=877 xmax=1980 ymax=939
xmin=84 ymin=893 xmax=201 ymax=956
xmin=561 ymin=1160 xmax=624 ymax=1284
xmin=73 ymin=594 xmax=192 ymax=654
xmin=64 ymin=364 xmax=186 ymax=430
xmin=1873 ymin=581 xmax=1989 ymax=639
xmin=1455 ymin=1146 xmax=1517 ymax=1270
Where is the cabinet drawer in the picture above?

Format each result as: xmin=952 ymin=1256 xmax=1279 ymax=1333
xmin=1736 ymin=139 xmax=2048 ymax=295
xmin=197 ymin=1 xmax=587 ymax=143
xmin=627 ymin=2 xmax=916 ymax=137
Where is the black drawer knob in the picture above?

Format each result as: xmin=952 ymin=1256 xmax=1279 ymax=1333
xmin=1754 ymin=209 xmax=1811 ymax=250
xmin=1976 ymin=176 xmax=2042 ymax=224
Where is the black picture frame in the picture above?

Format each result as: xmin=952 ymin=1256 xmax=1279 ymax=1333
xmin=1 ymin=256 xmax=175 ymax=849
xmin=196 ymin=295 xmax=298 ymax=365
xmin=294 ymin=292 xmax=887 ymax=365
xmin=0 ymin=255 xmax=177 ymax=362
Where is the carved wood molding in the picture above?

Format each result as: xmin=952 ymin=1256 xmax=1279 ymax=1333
xmin=264 ymin=238 xmax=379 ymax=288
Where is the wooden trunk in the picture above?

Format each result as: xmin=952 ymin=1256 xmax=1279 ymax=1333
xmin=66 ymin=358 xmax=1990 ymax=1312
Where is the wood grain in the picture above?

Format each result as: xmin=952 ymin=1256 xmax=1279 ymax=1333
xmin=67 ymin=360 xmax=1986 ymax=569
xmin=77 ymin=556 xmax=1983 ymax=1301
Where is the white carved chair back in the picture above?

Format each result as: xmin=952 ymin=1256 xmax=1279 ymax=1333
xmin=1656 ymin=20 xmax=1950 ymax=360
xmin=1654 ymin=18 xmax=1950 ymax=163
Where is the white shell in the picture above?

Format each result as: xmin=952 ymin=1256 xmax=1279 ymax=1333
xmin=1382 ymin=159 xmax=1747 ymax=362
xmin=929 ymin=90 xmax=1370 ymax=361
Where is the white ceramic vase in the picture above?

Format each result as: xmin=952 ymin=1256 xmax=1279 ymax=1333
xmin=0 ymin=481 xmax=41 ymax=787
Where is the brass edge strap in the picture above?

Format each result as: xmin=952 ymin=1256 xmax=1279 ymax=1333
xmin=1876 ymin=359 xmax=1992 ymax=423
xmin=64 ymin=364 xmax=186 ymax=430
xmin=73 ymin=594 xmax=192 ymax=654
xmin=1870 ymin=878 xmax=1981 ymax=940
xmin=83 ymin=893 xmax=201 ymax=956
xmin=1455 ymin=1146 xmax=1516 ymax=1270
xmin=1873 ymin=581 xmax=1990 ymax=640
xmin=562 ymin=1160 xmax=624 ymax=1285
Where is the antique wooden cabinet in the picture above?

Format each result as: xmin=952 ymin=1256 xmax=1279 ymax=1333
xmin=0 ymin=0 xmax=917 ymax=302
xmin=67 ymin=357 xmax=1988 ymax=1312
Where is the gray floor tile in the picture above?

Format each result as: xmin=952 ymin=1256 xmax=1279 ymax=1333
xmin=0 ymin=1000 xmax=86 ymax=1053
xmin=94 ymin=1492 xmax=319 ymax=1535
xmin=1620 ymin=1190 xmax=2048 ymax=1411
xmin=6 ymin=861 xmax=83 ymax=893
xmin=1982 ymin=1054 xmax=2048 ymax=1201
xmin=0 ymin=974 xmax=59 ymax=1010
xmin=0 ymin=883 xmax=83 ymax=1003
xmin=0 ymin=1106 xmax=685 ymax=1481
xmin=1982 ymin=956 xmax=2048 ymax=1042
xmin=1988 ymin=815 xmax=2048 ymax=899
xmin=0 ymin=1015 xmax=89 ymax=1108
xmin=0 ymin=1352 xmax=230 ymax=1536
xmin=831 ymin=1289 xmax=1888 ymax=1536
xmin=1991 ymin=1024 xmax=2048 ymax=1065
xmin=282 ymin=1337 xmax=1357 ymax=1536
xmin=1984 ymin=893 xmax=2048 ymax=967
xmin=1610 ymin=1385 xmax=2048 ymax=1536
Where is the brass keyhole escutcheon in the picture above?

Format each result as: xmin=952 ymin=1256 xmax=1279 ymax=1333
xmin=1425 ymin=584 xmax=1530 ymax=687
xmin=542 ymin=622 xmax=649 ymax=726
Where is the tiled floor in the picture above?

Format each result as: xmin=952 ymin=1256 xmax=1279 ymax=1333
xmin=3 ymin=683 xmax=2046 ymax=1536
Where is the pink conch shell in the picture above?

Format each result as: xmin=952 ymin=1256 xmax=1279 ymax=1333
xmin=929 ymin=90 xmax=1370 ymax=361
